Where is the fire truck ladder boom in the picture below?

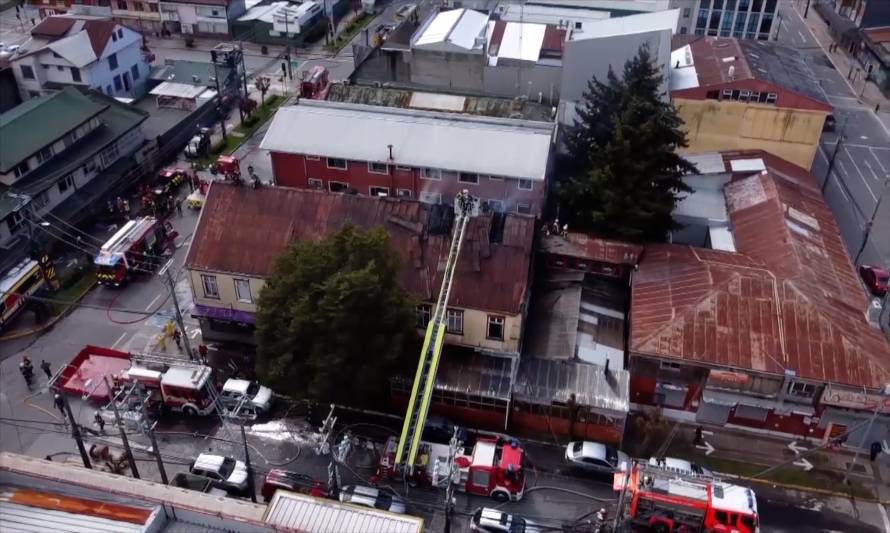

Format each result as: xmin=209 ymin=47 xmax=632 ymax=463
xmin=395 ymin=193 xmax=476 ymax=474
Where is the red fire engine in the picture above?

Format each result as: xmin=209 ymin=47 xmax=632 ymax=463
xmin=373 ymin=435 xmax=525 ymax=502
xmin=1 ymin=259 xmax=47 ymax=330
xmin=299 ymin=66 xmax=331 ymax=100
xmin=94 ymin=217 xmax=177 ymax=287
xmin=117 ymin=359 xmax=217 ymax=416
xmin=615 ymin=462 xmax=760 ymax=533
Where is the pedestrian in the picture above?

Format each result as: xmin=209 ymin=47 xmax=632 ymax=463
xmin=176 ymin=200 xmax=183 ymax=217
xmin=164 ymin=319 xmax=175 ymax=338
xmin=693 ymin=426 xmax=703 ymax=446
xmin=40 ymin=359 xmax=52 ymax=380
xmin=94 ymin=411 xmax=106 ymax=434
xmin=122 ymin=199 xmax=130 ymax=218
xmin=198 ymin=344 xmax=208 ymax=364
xmin=53 ymin=393 xmax=65 ymax=416
xmin=116 ymin=196 xmax=124 ymax=212
xmin=173 ymin=328 xmax=182 ymax=350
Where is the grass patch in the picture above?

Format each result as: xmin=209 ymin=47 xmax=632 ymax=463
xmin=326 ymin=13 xmax=373 ymax=53
xmin=673 ymin=452 xmax=874 ymax=500
xmin=49 ymin=266 xmax=96 ymax=316
xmin=193 ymin=95 xmax=284 ymax=166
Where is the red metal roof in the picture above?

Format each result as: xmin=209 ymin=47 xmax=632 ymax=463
xmin=540 ymin=232 xmax=642 ymax=265
xmin=631 ymin=153 xmax=890 ymax=389
xmin=28 ymin=17 xmax=117 ymax=58
xmin=186 ymin=184 xmax=535 ymax=315
xmin=81 ymin=19 xmax=117 ymax=57
xmin=864 ymin=26 xmax=890 ymax=43
xmin=31 ymin=17 xmax=77 ymax=38
xmin=540 ymin=26 xmax=566 ymax=58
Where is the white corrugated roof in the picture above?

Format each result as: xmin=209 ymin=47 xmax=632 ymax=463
xmin=260 ymin=101 xmax=554 ymax=181
xmin=0 ymin=501 xmax=146 ymax=532
xmin=670 ymin=44 xmax=699 ymax=90
xmin=264 ymin=491 xmax=424 ymax=533
xmin=729 ymin=158 xmax=767 ymax=172
xmin=414 ymin=8 xmax=489 ymax=51
xmin=684 ymin=152 xmax=727 ymax=174
xmin=571 ymin=8 xmax=679 ymax=40
xmin=149 ymin=81 xmax=208 ymax=99
xmin=408 ymin=91 xmax=466 ymax=112
xmin=490 ymin=22 xmax=547 ymax=63
xmin=47 ymin=30 xmax=97 ymax=68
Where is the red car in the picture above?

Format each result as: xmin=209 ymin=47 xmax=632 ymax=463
xmin=859 ymin=265 xmax=889 ymax=297
xmin=261 ymin=469 xmax=328 ymax=502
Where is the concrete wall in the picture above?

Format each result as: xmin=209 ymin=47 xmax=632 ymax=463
xmin=482 ymin=61 xmax=561 ymax=104
xmin=674 ymin=98 xmax=827 ymax=169
xmin=561 ymin=28 xmax=671 ymax=105
xmin=410 ymin=49 xmax=486 ymax=93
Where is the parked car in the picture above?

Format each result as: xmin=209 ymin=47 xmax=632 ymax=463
xmin=171 ymin=472 xmax=229 ymax=496
xmin=470 ymin=507 xmax=544 ymax=532
xmin=564 ymin=441 xmax=629 ymax=476
xmin=261 ymin=469 xmax=328 ymax=502
xmin=859 ymin=265 xmax=889 ymax=297
xmin=219 ymin=378 xmax=274 ymax=418
xmin=338 ymin=485 xmax=406 ymax=514
xmin=190 ymin=453 xmax=249 ymax=494
xmin=648 ymin=457 xmax=713 ymax=476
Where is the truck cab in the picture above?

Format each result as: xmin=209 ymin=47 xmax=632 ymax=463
xmin=456 ymin=438 xmax=525 ymax=502
xmin=219 ymin=378 xmax=274 ymax=418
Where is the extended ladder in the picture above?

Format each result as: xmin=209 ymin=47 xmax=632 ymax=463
xmin=395 ymin=192 xmax=477 ymax=474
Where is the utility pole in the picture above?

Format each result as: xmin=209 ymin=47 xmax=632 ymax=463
xmin=239 ymin=424 xmax=258 ymax=503
xmin=842 ymin=403 xmax=881 ymax=485
xmin=316 ymin=405 xmax=339 ymax=494
xmin=613 ymin=460 xmax=633 ymax=532
xmin=853 ymin=179 xmax=889 ymax=265
xmin=804 ymin=0 xmax=811 ymax=18
xmin=59 ymin=393 xmax=92 ymax=470
xmin=138 ymin=388 xmax=168 ymax=485
xmin=774 ymin=9 xmax=783 ymax=41
xmin=159 ymin=260 xmax=194 ymax=361
xmin=442 ymin=427 xmax=461 ymax=533
xmin=822 ymin=131 xmax=847 ymax=194
xmin=284 ymin=12 xmax=293 ymax=81
xmin=104 ymin=376 xmax=139 ymax=479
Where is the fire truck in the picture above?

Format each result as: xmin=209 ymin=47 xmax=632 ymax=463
xmin=94 ymin=217 xmax=177 ymax=287
xmin=615 ymin=462 xmax=760 ymax=533
xmin=0 ymin=258 xmax=47 ymax=330
xmin=116 ymin=355 xmax=217 ymax=417
xmin=374 ymin=434 xmax=525 ymax=501
xmin=299 ymin=66 xmax=331 ymax=99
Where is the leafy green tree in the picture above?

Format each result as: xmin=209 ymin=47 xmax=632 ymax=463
xmin=255 ymin=225 xmax=415 ymax=404
xmin=560 ymin=45 xmax=696 ymax=242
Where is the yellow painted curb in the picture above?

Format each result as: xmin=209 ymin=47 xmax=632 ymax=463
xmin=735 ymin=474 xmax=890 ymax=505
xmin=0 ymin=280 xmax=97 ymax=341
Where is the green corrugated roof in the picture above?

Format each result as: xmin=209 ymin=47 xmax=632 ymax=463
xmin=0 ymin=87 xmax=108 ymax=173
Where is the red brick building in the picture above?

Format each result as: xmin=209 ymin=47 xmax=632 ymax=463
xmin=259 ymin=100 xmax=555 ymax=216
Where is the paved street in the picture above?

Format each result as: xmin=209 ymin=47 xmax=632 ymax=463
xmin=779 ymin=0 xmax=890 ymax=273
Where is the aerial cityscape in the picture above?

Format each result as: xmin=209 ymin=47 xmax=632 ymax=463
xmin=0 ymin=0 xmax=888 ymax=531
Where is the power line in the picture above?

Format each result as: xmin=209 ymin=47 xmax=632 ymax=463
xmin=6 ymin=289 xmax=165 ymax=317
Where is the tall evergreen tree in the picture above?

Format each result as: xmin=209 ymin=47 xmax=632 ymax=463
xmin=560 ymin=45 xmax=696 ymax=242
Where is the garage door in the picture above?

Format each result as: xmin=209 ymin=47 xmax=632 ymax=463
xmin=696 ymin=401 xmax=732 ymax=425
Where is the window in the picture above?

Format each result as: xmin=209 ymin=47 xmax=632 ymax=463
xmin=201 ymin=274 xmax=219 ymax=298
xmin=750 ymin=91 xmax=760 ymax=102
xmin=71 ymin=67 xmax=81 ymax=82
xmin=234 ymin=278 xmax=252 ymax=303
xmin=682 ymin=7 xmax=691 ymax=18
xmin=326 ymin=157 xmax=347 ymax=170
xmin=469 ymin=469 xmax=490 ymax=489
xmin=739 ymin=89 xmax=750 ymax=102
xmin=369 ymin=186 xmax=389 ymax=197
xmin=488 ymin=175 xmax=502 ymax=181
xmin=108 ymin=53 xmax=118 ymax=70
xmin=421 ymin=167 xmax=440 ymax=180
xmin=57 ymin=174 xmax=74 ymax=193
xmin=487 ymin=315 xmax=505 ymax=340
xmin=100 ymin=142 xmax=120 ymax=167
xmin=680 ymin=26 xmax=688 ymax=34
xmin=765 ymin=92 xmax=777 ymax=104
xmin=306 ymin=155 xmax=320 ymax=161
xmin=714 ymin=511 xmax=730 ymax=526
xmin=116 ymin=0 xmax=126 ymax=8
xmin=458 ymin=172 xmax=478 ymax=184
xmin=83 ymin=157 xmax=96 ymax=174
xmin=419 ymin=191 xmax=442 ymax=204
xmin=486 ymin=199 xmax=504 ymax=212
xmin=440 ymin=170 xmax=457 ymax=180
xmin=574 ymin=21 xmax=582 ymax=29
xmin=308 ymin=178 xmax=323 ymax=189
xmin=445 ymin=309 xmax=463 ymax=335
xmin=118 ymin=29 xmax=123 ymax=39
xmin=113 ymin=74 xmax=122 ymax=91
xmin=518 ymin=179 xmax=533 ymax=191
xmin=661 ymin=361 xmax=682 ymax=371
xmin=368 ymin=161 xmax=388 ymax=174
xmin=131 ymin=64 xmax=140 ymax=80
xmin=20 ymin=65 xmax=35 ymax=80
xmin=63 ymin=130 xmax=79 ymax=147
xmin=56 ymin=65 xmax=64 ymax=71
xmin=111 ymin=30 xmax=118 ymax=41
xmin=133 ymin=1 xmax=143 ymax=10
xmin=7 ymin=211 xmax=24 ymax=233
xmin=106 ymin=85 xmax=112 ymax=95
xmin=328 ymin=181 xmax=347 ymax=193
xmin=397 ymin=189 xmax=412 ymax=198
xmin=788 ymin=381 xmax=816 ymax=398
xmin=32 ymin=191 xmax=50 ymax=210
xmin=416 ymin=304 xmax=431 ymax=328
xmin=149 ymin=3 xmax=158 ymax=11
xmin=13 ymin=161 xmax=30 ymax=178
xmin=37 ymin=146 xmax=53 ymax=163
xmin=396 ymin=165 xmax=411 ymax=171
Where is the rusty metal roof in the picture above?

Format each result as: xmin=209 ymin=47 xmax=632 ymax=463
xmin=631 ymin=155 xmax=890 ymax=389
xmin=186 ymin=184 xmax=535 ymax=315
xmin=539 ymin=232 xmax=643 ymax=265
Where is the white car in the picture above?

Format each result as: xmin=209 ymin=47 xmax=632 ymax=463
xmin=565 ymin=441 xmax=630 ymax=475
xmin=339 ymin=485 xmax=406 ymax=514
xmin=648 ymin=456 xmax=713 ymax=476
xmin=470 ymin=507 xmax=544 ymax=532
xmin=220 ymin=378 xmax=274 ymax=417
xmin=190 ymin=453 xmax=249 ymax=494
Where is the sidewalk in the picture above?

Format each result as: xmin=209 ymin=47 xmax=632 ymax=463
xmin=662 ymin=422 xmax=890 ymax=503
xmin=793 ymin=2 xmax=890 ymax=110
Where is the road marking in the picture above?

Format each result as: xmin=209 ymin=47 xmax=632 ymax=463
xmin=793 ymin=457 xmax=813 ymax=471
xmin=696 ymin=441 xmax=715 ymax=456
xmin=788 ymin=441 xmax=808 ymax=455
xmin=843 ymin=145 xmax=879 ymax=201
xmin=798 ymin=30 xmax=805 ymax=44
xmin=111 ymin=332 xmax=128 ymax=349
xmin=145 ymin=293 xmax=163 ymax=312
xmin=871 ymin=148 xmax=890 ymax=173
xmin=878 ymin=502 xmax=890 ymax=533
xmin=861 ymin=157 xmax=879 ymax=181
xmin=189 ymin=328 xmax=200 ymax=339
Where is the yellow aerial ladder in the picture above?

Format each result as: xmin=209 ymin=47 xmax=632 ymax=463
xmin=394 ymin=191 xmax=479 ymax=475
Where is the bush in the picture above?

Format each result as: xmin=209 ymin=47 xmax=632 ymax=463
xmin=243 ymin=116 xmax=259 ymax=128
xmin=211 ymin=140 xmax=226 ymax=155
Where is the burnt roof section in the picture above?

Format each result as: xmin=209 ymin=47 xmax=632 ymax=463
xmin=673 ymin=35 xmax=829 ymax=109
xmin=186 ymin=184 xmax=535 ymax=315
xmin=631 ymin=152 xmax=890 ymax=389
xmin=539 ymin=232 xmax=643 ymax=265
